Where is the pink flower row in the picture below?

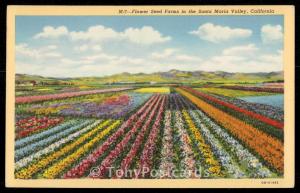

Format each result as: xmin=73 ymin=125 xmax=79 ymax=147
xmin=16 ymin=87 xmax=133 ymax=104
xmin=118 ymin=96 xmax=165 ymax=176
xmin=63 ymin=94 xmax=158 ymax=178
xmin=135 ymin=96 xmax=166 ymax=178
xmin=97 ymin=95 xmax=160 ymax=177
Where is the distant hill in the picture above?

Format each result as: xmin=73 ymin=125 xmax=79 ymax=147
xmin=16 ymin=70 xmax=284 ymax=85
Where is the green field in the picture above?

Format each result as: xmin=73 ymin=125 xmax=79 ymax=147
xmin=196 ymin=87 xmax=275 ymax=97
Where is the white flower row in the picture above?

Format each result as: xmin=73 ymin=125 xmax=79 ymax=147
xmin=15 ymin=120 xmax=102 ymax=170
xmin=158 ymin=110 xmax=175 ymax=178
xmin=15 ymin=120 xmax=95 ymax=161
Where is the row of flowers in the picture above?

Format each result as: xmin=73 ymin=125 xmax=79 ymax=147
xmin=200 ymin=92 xmax=284 ymax=140
xmin=175 ymin=94 xmax=249 ymax=178
xmin=25 ymin=93 xmax=151 ymax=119
xmin=135 ymin=96 xmax=166 ymax=178
xmin=176 ymin=88 xmax=284 ymax=173
xmin=96 ymin=95 xmax=164 ymax=178
xmin=15 ymin=116 xmax=64 ymax=138
xmin=187 ymin=109 xmax=246 ymax=178
xmin=176 ymin=92 xmax=277 ymax=177
xmin=59 ymin=93 xmax=151 ymax=119
xmin=62 ymin=95 xmax=160 ymax=178
xmin=103 ymin=94 xmax=130 ymax=105
xmin=196 ymin=108 xmax=274 ymax=178
xmin=176 ymin=95 xmax=270 ymax=177
xmin=171 ymin=94 xmax=197 ymax=177
xmin=41 ymin=120 xmax=122 ymax=178
xmin=15 ymin=120 xmax=95 ymax=161
xmin=182 ymin=110 xmax=223 ymax=177
xmin=24 ymin=91 xmax=122 ymax=113
xmin=220 ymin=85 xmax=284 ymax=93
xmin=135 ymin=87 xmax=170 ymax=93
xmin=158 ymin=110 xmax=175 ymax=178
xmin=174 ymin=111 xmax=198 ymax=176
xmin=15 ymin=120 xmax=101 ymax=170
xmin=210 ymin=93 xmax=284 ymax=122
xmin=181 ymin=87 xmax=283 ymax=130
xmin=16 ymin=87 xmax=133 ymax=103
xmin=15 ymin=119 xmax=113 ymax=179
xmin=15 ymin=119 xmax=80 ymax=149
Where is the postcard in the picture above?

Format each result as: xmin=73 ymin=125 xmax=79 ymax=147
xmin=6 ymin=5 xmax=295 ymax=188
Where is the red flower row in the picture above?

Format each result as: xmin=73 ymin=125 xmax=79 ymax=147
xmin=181 ymin=86 xmax=284 ymax=130
xmin=221 ymin=85 xmax=284 ymax=93
xmin=16 ymin=116 xmax=64 ymax=138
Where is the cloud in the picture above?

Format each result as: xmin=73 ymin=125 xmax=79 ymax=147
xmin=81 ymin=53 xmax=117 ymax=62
xmin=60 ymin=58 xmax=93 ymax=66
xmin=112 ymin=56 xmax=145 ymax=65
xmin=211 ymin=55 xmax=246 ymax=63
xmin=47 ymin=45 xmax=58 ymax=50
xmin=175 ymin=54 xmax=202 ymax=62
xmin=92 ymin=45 xmax=102 ymax=51
xmin=74 ymin=44 xmax=102 ymax=52
xmin=151 ymin=48 xmax=177 ymax=58
xmin=74 ymin=44 xmax=89 ymax=52
xmin=261 ymin=24 xmax=283 ymax=44
xmin=122 ymin=26 xmax=171 ymax=44
xmin=16 ymin=61 xmax=44 ymax=75
xmin=200 ymin=45 xmax=282 ymax=72
xmin=81 ymin=53 xmax=144 ymax=66
xmin=42 ymin=52 xmax=62 ymax=58
xmin=70 ymin=25 xmax=120 ymax=42
xmin=222 ymin=44 xmax=258 ymax=56
xmin=16 ymin=47 xmax=282 ymax=77
xmin=16 ymin=43 xmax=39 ymax=58
xmin=34 ymin=26 xmax=68 ymax=39
xmin=259 ymin=50 xmax=283 ymax=64
xmin=34 ymin=25 xmax=171 ymax=45
xmin=16 ymin=43 xmax=62 ymax=59
xmin=17 ymin=19 xmax=283 ymax=77
xmin=150 ymin=48 xmax=202 ymax=63
xmin=189 ymin=23 xmax=252 ymax=43
xmin=16 ymin=45 xmax=204 ymax=77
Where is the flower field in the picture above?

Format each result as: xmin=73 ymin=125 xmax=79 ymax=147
xmin=14 ymin=86 xmax=284 ymax=179
xmin=17 ymin=92 xmax=151 ymax=119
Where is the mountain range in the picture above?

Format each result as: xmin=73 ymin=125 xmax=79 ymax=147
xmin=16 ymin=70 xmax=283 ymax=85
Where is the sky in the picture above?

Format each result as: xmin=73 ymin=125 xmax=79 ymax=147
xmin=15 ymin=16 xmax=283 ymax=77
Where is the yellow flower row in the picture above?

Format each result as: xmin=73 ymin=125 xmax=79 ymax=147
xmin=29 ymin=105 xmax=70 ymax=115
xmin=135 ymin=87 xmax=170 ymax=93
xmin=41 ymin=120 xmax=121 ymax=178
xmin=182 ymin=110 xmax=222 ymax=176
xmin=15 ymin=120 xmax=112 ymax=179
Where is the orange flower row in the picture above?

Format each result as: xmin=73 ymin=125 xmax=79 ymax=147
xmin=176 ymin=88 xmax=284 ymax=173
